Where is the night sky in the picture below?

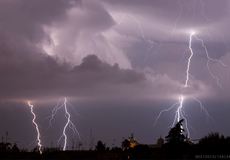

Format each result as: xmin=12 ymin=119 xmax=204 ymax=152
xmin=0 ymin=0 xmax=230 ymax=149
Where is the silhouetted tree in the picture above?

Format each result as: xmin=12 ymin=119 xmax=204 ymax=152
xmin=121 ymin=139 xmax=130 ymax=150
xmin=95 ymin=140 xmax=106 ymax=151
xmin=32 ymin=146 xmax=41 ymax=154
xmin=11 ymin=143 xmax=20 ymax=152
xmin=165 ymin=119 xmax=186 ymax=144
xmin=0 ymin=142 xmax=11 ymax=152
xmin=199 ymin=132 xmax=225 ymax=146
xmin=163 ymin=119 xmax=192 ymax=159
xmin=197 ymin=132 xmax=230 ymax=154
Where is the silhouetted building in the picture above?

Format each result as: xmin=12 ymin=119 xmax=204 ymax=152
xmin=128 ymin=134 xmax=138 ymax=148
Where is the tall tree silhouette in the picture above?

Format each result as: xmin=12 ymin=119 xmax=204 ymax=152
xmin=165 ymin=119 xmax=186 ymax=144
xmin=95 ymin=140 xmax=106 ymax=151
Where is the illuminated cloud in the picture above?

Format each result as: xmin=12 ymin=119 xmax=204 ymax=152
xmin=0 ymin=0 xmax=228 ymax=102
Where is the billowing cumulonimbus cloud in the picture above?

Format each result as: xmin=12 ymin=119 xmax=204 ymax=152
xmin=42 ymin=0 xmax=132 ymax=69
xmin=0 ymin=43 xmax=210 ymax=101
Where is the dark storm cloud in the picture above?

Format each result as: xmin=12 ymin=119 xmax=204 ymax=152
xmin=0 ymin=0 xmax=133 ymax=101
xmin=0 ymin=41 xmax=209 ymax=101
xmin=0 ymin=0 xmax=227 ymax=101
xmin=1 ymin=46 xmax=205 ymax=102
xmin=0 ymin=49 xmax=145 ymax=100
xmin=0 ymin=0 xmax=79 ymax=42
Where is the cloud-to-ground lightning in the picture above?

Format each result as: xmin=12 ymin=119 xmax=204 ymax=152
xmin=62 ymin=97 xmax=70 ymax=151
xmin=170 ymin=31 xmax=196 ymax=137
xmin=27 ymin=101 xmax=43 ymax=154
xmin=161 ymin=31 xmax=196 ymax=137
xmin=49 ymin=97 xmax=80 ymax=151
xmin=173 ymin=95 xmax=190 ymax=137
xmin=154 ymin=29 xmax=227 ymax=138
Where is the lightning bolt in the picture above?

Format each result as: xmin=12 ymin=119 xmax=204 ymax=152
xmin=27 ymin=101 xmax=43 ymax=154
xmin=62 ymin=97 xmax=70 ymax=151
xmin=173 ymin=95 xmax=190 ymax=137
xmin=165 ymin=31 xmax=195 ymax=137
xmin=134 ymin=0 xmax=228 ymax=139
xmin=154 ymin=31 xmax=199 ymax=138
xmin=154 ymin=29 xmax=226 ymax=138
xmin=185 ymin=31 xmax=196 ymax=87
xmin=172 ymin=31 xmax=195 ymax=137
xmin=49 ymin=97 xmax=81 ymax=151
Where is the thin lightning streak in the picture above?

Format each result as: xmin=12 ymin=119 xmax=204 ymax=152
xmin=123 ymin=14 xmax=158 ymax=47
xmin=194 ymin=35 xmax=227 ymax=88
xmin=154 ymin=102 xmax=179 ymax=127
xmin=49 ymin=104 xmax=64 ymax=127
xmin=27 ymin=101 xmax=42 ymax=154
xmin=197 ymin=0 xmax=227 ymax=87
xmin=199 ymin=0 xmax=229 ymax=56
xmin=125 ymin=14 xmax=147 ymax=42
xmin=170 ymin=0 xmax=184 ymax=36
xmin=126 ymin=15 xmax=159 ymax=65
xmin=62 ymin=97 xmax=70 ymax=151
xmin=180 ymin=108 xmax=190 ymax=138
xmin=191 ymin=97 xmax=212 ymax=121
xmin=132 ymin=17 xmax=146 ymax=41
xmin=185 ymin=31 xmax=195 ymax=87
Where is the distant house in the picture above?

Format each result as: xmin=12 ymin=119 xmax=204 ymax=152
xmin=128 ymin=134 xmax=139 ymax=148
xmin=122 ymin=133 xmax=139 ymax=150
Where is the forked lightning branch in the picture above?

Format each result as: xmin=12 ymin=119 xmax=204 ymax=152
xmin=155 ymin=30 xmax=226 ymax=138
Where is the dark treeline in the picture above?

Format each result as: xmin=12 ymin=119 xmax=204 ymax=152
xmin=1 ymin=120 xmax=230 ymax=160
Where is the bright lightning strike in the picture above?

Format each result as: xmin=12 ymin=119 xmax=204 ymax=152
xmin=62 ymin=97 xmax=70 ymax=151
xmin=185 ymin=30 xmax=196 ymax=87
xmin=177 ymin=95 xmax=184 ymax=122
xmin=155 ymin=29 xmax=226 ymax=138
xmin=27 ymin=101 xmax=43 ymax=154
xmin=154 ymin=31 xmax=197 ymax=138
xmin=50 ymin=97 xmax=80 ymax=151
xmin=173 ymin=95 xmax=190 ymax=138
xmin=171 ymin=31 xmax=196 ymax=137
